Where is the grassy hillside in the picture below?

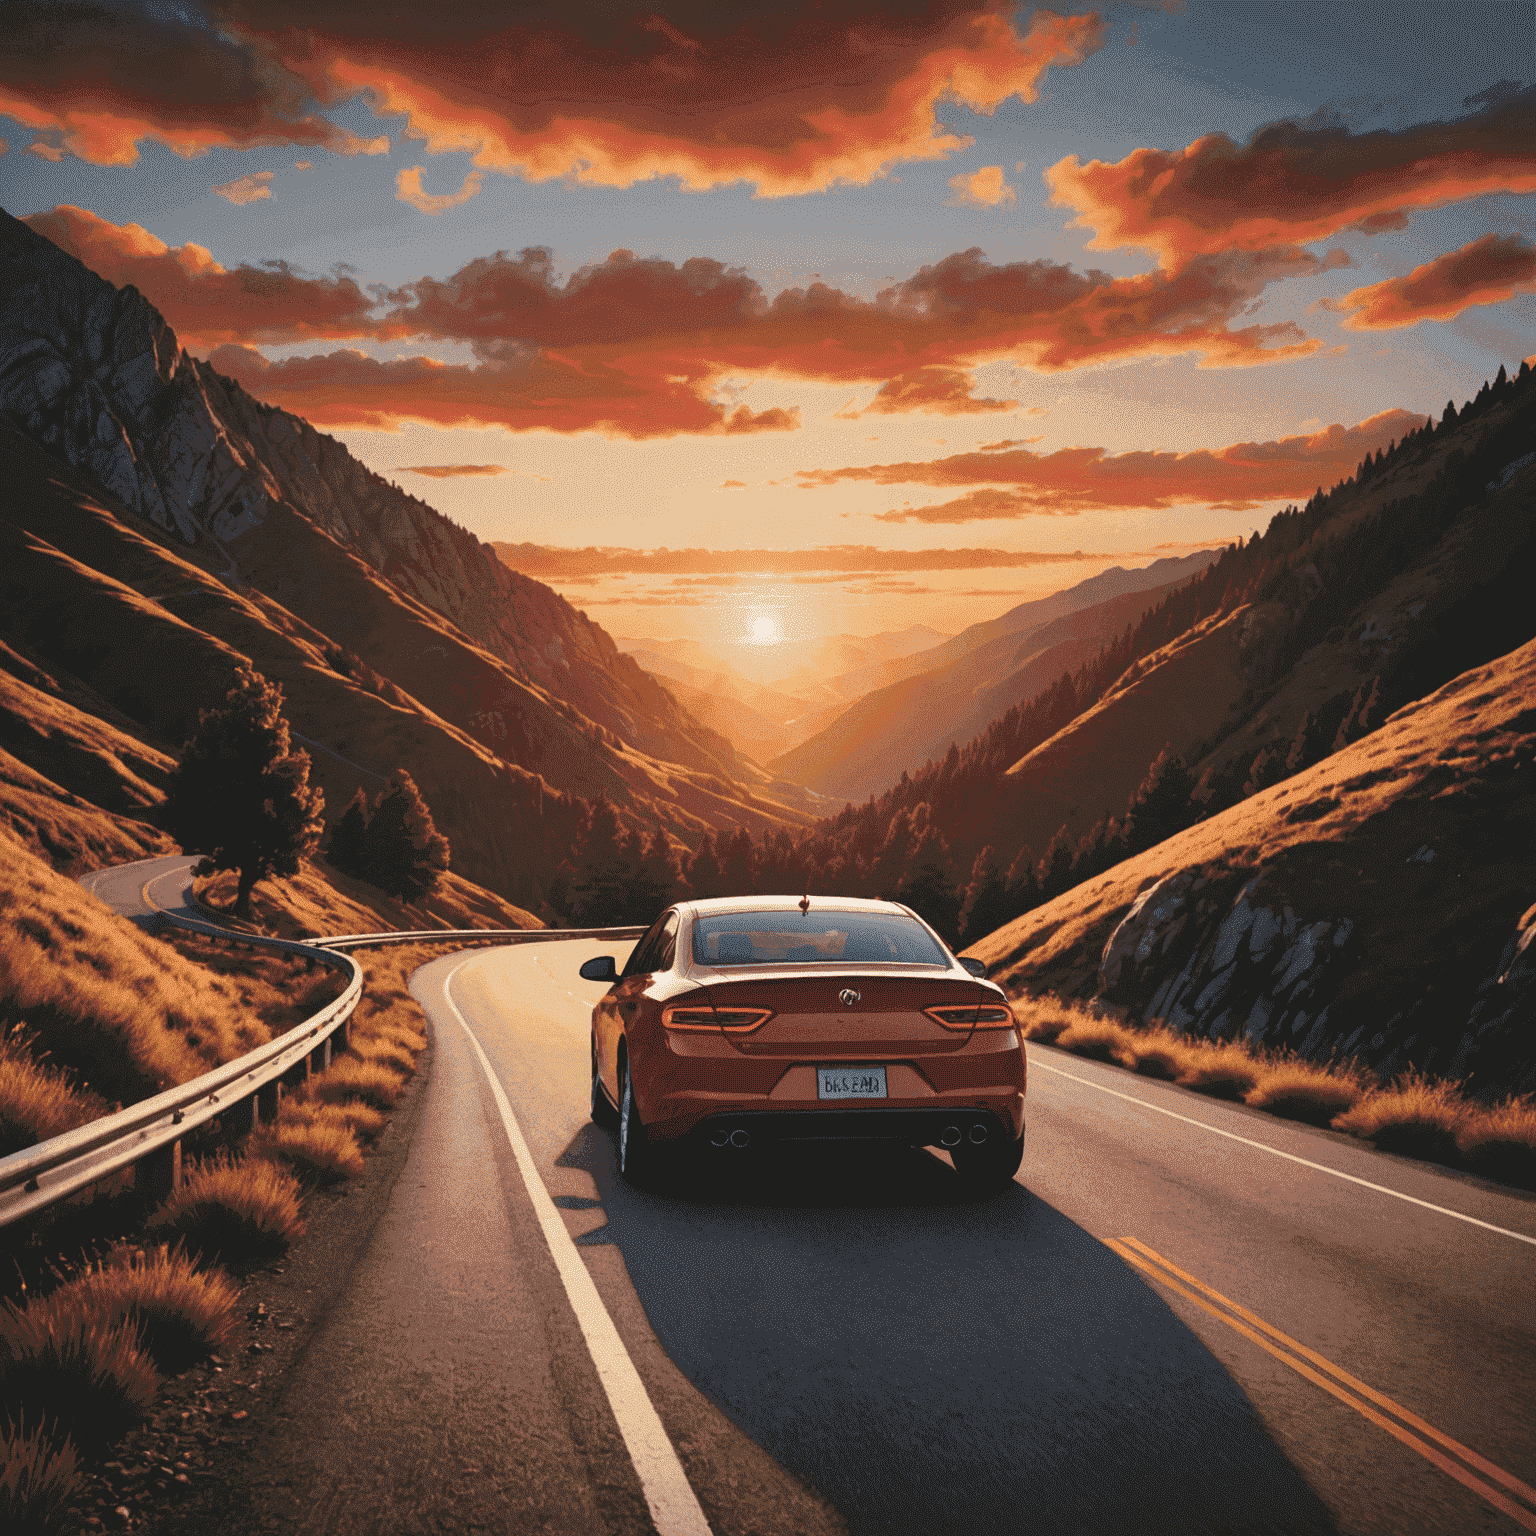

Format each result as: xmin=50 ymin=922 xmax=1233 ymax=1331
xmin=972 ymin=637 xmax=1536 ymax=1095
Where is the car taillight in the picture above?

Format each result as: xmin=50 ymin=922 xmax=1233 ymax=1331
xmin=662 ymin=1005 xmax=774 ymax=1033
xmin=924 ymin=1003 xmax=1017 ymax=1031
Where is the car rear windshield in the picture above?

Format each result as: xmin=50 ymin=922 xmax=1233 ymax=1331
xmin=691 ymin=910 xmax=949 ymax=967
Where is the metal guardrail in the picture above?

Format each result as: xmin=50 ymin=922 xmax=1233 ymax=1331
xmin=0 ymin=902 xmax=645 ymax=1229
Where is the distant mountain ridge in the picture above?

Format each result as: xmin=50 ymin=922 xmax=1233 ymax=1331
xmin=768 ymin=551 xmax=1218 ymax=800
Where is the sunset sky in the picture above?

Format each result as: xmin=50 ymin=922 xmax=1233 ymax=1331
xmin=2 ymin=1 xmax=1532 ymax=648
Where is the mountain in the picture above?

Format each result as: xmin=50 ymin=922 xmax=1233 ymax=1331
xmin=0 ymin=208 xmax=819 ymax=916
xmin=971 ymin=636 xmax=1536 ymax=1095
xmin=788 ymin=363 xmax=1536 ymax=962
xmin=768 ymin=565 xmax=1215 ymax=802
xmin=0 ymin=207 xmax=809 ymax=801
xmin=805 ymin=555 xmax=1219 ymax=709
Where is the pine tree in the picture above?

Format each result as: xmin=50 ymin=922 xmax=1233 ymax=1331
xmin=895 ymin=824 xmax=960 ymax=942
xmin=958 ymin=845 xmax=1010 ymax=944
xmin=363 ymin=770 xmax=450 ymax=905
xmin=1003 ymin=844 xmax=1038 ymax=917
xmin=631 ymin=826 xmax=682 ymax=919
xmin=569 ymin=794 xmax=632 ymax=924
xmin=684 ymin=832 xmax=724 ymax=900
xmin=718 ymin=827 xmax=758 ymax=895
xmin=1036 ymin=825 xmax=1075 ymax=904
xmin=163 ymin=664 xmax=325 ymax=918
xmin=327 ymin=788 xmax=370 ymax=877
xmin=1124 ymin=747 xmax=1196 ymax=856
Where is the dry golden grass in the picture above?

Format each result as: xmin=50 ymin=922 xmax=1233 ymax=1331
xmin=0 ymin=1026 xmax=110 ymax=1156
xmin=147 ymin=1154 xmax=304 ymax=1270
xmin=1054 ymin=1016 xmax=1137 ymax=1065
xmin=1456 ymin=1097 xmax=1536 ymax=1188
xmin=66 ymin=1246 xmax=238 ymax=1375
xmin=251 ymin=1113 xmax=365 ymax=1183
xmin=1121 ymin=1027 xmax=1200 ymax=1081
xmin=1333 ymin=1070 xmax=1468 ymax=1161
xmin=1012 ymin=994 xmax=1084 ymax=1045
xmin=0 ymin=1298 xmax=158 ymax=1454
xmin=1245 ymin=1057 xmax=1367 ymax=1126
xmin=0 ymin=828 xmax=282 ymax=1105
xmin=309 ymin=1058 xmax=404 ymax=1111
xmin=1 ymin=1414 xmax=80 ymax=1536
xmin=1174 ymin=1042 xmax=1262 ymax=1100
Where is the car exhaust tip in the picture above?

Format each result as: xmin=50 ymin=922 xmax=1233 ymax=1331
xmin=729 ymin=1128 xmax=751 ymax=1149
xmin=968 ymin=1124 xmax=989 ymax=1145
xmin=709 ymin=1127 xmax=731 ymax=1148
xmin=940 ymin=1125 xmax=962 ymax=1148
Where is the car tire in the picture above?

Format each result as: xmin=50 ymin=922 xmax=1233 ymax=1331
xmin=951 ymin=1125 xmax=1024 ymax=1193
xmin=590 ymin=1039 xmax=618 ymax=1129
xmin=617 ymin=1053 xmax=650 ymax=1185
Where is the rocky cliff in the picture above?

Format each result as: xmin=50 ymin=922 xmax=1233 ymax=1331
xmin=0 ymin=206 xmax=757 ymax=785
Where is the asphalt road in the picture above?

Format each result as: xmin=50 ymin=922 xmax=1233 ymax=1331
xmin=78 ymin=852 xmax=202 ymax=925
xmin=216 ymin=937 xmax=1532 ymax=1536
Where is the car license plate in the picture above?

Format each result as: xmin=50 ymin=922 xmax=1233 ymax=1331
xmin=817 ymin=1065 xmax=887 ymax=1100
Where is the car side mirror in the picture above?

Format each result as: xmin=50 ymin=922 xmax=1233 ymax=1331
xmin=579 ymin=955 xmax=619 ymax=983
xmin=960 ymin=956 xmax=987 ymax=978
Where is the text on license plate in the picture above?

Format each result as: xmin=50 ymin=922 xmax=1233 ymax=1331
xmin=817 ymin=1065 xmax=887 ymax=1099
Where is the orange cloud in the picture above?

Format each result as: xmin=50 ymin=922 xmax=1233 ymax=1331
xmin=497 ymin=544 xmax=1102 ymax=578
xmin=947 ymin=165 xmax=1016 ymax=208
xmin=857 ymin=368 xmax=1018 ymax=416
xmin=1047 ymin=84 xmax=1536 ymax=267
xmin=206 ymin=344 xmax=802 ymax=439
xmin=397 ymin=463 xmax=507 ymax=478
xmin=1332 ymin=234 xmax=1536 ymax=330
xmin=798 ymin=408 xmax=1426 ymax=519
xmin=23 ymin=206 xmax=379 ymax=350
xmin=395 ymin=166 xmax=484 ymax=215
xmin=213 ymin=170 xmax=274 ymax=205
xmin=0 ymin=3 xmax=388 ymax=165
xmin=220 ymin=2 xmax=1107 ymax=197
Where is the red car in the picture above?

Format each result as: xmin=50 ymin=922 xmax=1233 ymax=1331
xmin=581 ymin=896 xmax=1027 ymax=1191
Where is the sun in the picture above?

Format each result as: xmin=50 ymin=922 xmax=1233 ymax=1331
xmin=751 ymin=616 xmax=779 ymax=644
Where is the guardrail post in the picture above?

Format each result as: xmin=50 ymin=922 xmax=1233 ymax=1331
xmin=258 ymin=1080 xmax=282 ymax=1120
xmin=139 ymin=1138 xmax=180 ymax=1205
xmin=229 ymin=1093 xmax=260 ymax=1136
xmin=282 ymin=1057 xmax=310 ymax=1090
xmin=309 ymin=1040 xmax=328 ymax=1074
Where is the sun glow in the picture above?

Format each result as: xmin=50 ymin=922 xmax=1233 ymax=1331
xmin=751 ymin=616 xmax=779 ymax=644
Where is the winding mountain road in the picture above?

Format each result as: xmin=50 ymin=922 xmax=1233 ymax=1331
xmin=181 ymin=935 xmax=1536 ymax=1536
xmin=74 ymin=855 xmax=1533 ymax=1535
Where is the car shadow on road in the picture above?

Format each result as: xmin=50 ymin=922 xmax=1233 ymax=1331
xmin=555 ymin=1126 xmax=1337 ymax=1536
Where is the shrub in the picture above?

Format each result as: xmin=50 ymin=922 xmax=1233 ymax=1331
xmin=147 ymin=1154 xmax=304 ymax=1269
xmin=1123 ymin=1028 xmax=1197 ymax=1081
xmin=282 ymin=1094 xmax=386 ymax=1142
xmin=1457 ymin=1097 xmax=1536 ymax=1189
xmin=0 ymin=1028 xmax=107 ymax=1156
xmin=1 ymin=1415 xmax=80 ymax=1536
xmin=252 ymin=1117 xmax=364 ymax=1183
xmin=1246 ymin=1059 xmax=1364 ymax=1125
xmin=0 ymin=1299 xmax=157 ymax=1454
xmin=1332 ymin=1071 xmax=1469 ymax=1162
xmin=68 ymin=1247 xmax=238 ymax=1375
xmin=310 ymin=1058 xmax=404 ymax=1111
xmin=1175 ymin=1044 xmax=1262 ymax=1100
xmin=1055 ymin=1017 xmax=1136 ymax=1065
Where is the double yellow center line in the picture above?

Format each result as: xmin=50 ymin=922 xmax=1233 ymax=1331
xmin=1106 ymin=1236 xmax=1536 ymax=1533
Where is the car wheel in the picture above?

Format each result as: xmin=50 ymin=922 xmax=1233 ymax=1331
xmin=590 ymin=1038 xmax=618 ymax=1128
xmin=617 ymin=1053 xmax=650 ymax=1185
xmin=951 ymin=1126 xmax=1024 ymax=1193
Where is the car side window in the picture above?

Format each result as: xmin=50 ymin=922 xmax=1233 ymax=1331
xmin=622 ymin=911 xmax=674 ymax=978
xmin=652 ymin=912 xmax=679 ymax=972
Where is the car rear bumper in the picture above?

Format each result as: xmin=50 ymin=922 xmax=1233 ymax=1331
xmin=669 ymin=1104 xmax=1023 ymax=1151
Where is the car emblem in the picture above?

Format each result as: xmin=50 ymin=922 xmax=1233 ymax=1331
xmin=839 ymin=989 xmax=860 ymax=1007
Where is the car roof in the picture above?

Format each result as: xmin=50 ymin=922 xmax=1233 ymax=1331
xmin=679 ymin=895 xmax=913 ymax=916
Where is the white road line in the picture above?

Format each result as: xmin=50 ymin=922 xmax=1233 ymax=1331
xmin=1033 ymin=1056 xmax=1536 ymax=1249
xmin=440 ymin=956 xmax=715 ymax=1536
